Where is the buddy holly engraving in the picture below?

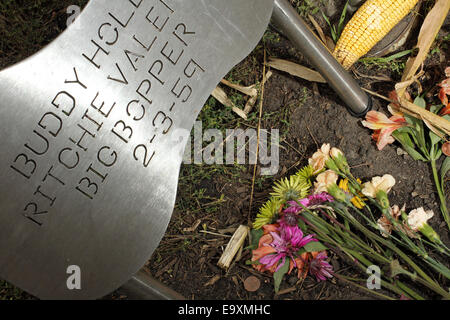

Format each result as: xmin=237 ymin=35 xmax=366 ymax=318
xmin=10 ymin=0 xmax=206 ymax=227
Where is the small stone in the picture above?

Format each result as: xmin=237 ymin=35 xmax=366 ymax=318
xmin=244 ymin=276 xmax=261 ymax=292
xmin=346 ymin=149 xmax=358 ymax=160
xmin=411 ymin=191 xmax=419 ymax=198
xmin=397 ymin=148 xmax=408 ymax=156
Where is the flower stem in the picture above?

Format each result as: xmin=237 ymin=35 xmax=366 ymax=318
xmin=299 ymin=211 xmax=421 ymax=299
xmin=396 ymin=281 xmax=425 ymax=300
xmin=431 ymin=159 xmax=450 ymax=231
xmin=336 ymin=205 xmax=443 ymax=290
xmin=334 ymin=274 xmax=396 ymax=300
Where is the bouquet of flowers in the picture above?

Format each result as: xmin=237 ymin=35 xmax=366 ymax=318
xmin=249 ymin=144 xmax=450 ymax=299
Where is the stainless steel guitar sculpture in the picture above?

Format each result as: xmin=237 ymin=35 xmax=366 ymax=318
xmin=0 ymin=0 xmax=370 ymax=299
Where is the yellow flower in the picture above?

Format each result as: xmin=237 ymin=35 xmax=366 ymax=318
xmin=295 ymin=165 xmax=315 ymax=187
xmin=271 ymin=175 xmax=310 ymax=202
xmin=338 ymin=178 xmax=366 ymax=209
xmin=253 ymin=198 xmax=282 ymax=229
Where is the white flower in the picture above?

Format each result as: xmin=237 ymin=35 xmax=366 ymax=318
xmin=330 ymin=147 xmax=343 ymax=159
xmin=308 ymin=143 xmax=330 ymax=174
xmin=376 ymin=205 xmax=403 ymax=238
xmin=377 ymin=217 xmax=392 ymax=238
xmin=407 ymin=207 xmax=434 ymax=231
xmin=314 ymin=170 xmax=338 ymax=194
xmin=361 ymin=174 xmax=396 ymax=198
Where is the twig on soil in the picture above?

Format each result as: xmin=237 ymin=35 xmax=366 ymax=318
xmin=248 ymin=49 xmax=268 ymax=224
xmin=211 ymin=86 xmax=248 ymax=120
xmin=204 ymin=275 xmax=221 ymax=287
xmin=155 ymin=258 xmax=177 ymax=278
xmin=183 ymin=219 xmax=202 ymax=232
xmin=238 ymin=265 xmax=273 ymax=279
xmin=315 ymin=282 xmax=327 ymax=300
xmin=244 ymin=71 xmax=272 ymax=114
xmin=350 ymin=162 xmax=371 ymax=169
xmin=220 ymin=79 xmax=258 ymax=97
xmin=362 ymin=87 xmax=391 ymax=102
xmin=281 ymin=139 xmax=304 ymax=158
xmin=275 ymin=286 xmax=297 ymax=296
xmin=200 ymin=230 xmax=232 ymax=238
xmin=306 ymin=123 xmax=319 ymax=149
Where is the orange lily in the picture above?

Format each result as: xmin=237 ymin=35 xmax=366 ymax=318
xmin=290 ymin=251 xmax=324 ymax=280
xmin=293 ymin=252 xmax=310 ymax=280
xmin=262 ymin=224 xmax=278 ymax=234
xmin=252 ymin=224 xmax=279 ymax=273
xmin=362 ymin=110 xmax=408 ymax=150
xmin=252 ymin=233 xmax=276 ymax=273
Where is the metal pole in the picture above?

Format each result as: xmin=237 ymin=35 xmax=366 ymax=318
xmin=271 ymin=0 xmax=371 ymax=117
xmin=117 ymin=271 xmax=185 ymax=300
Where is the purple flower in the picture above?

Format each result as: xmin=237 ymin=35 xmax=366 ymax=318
xmin=307 ymin=192 xmax=334 ymax=205
xmin=284 ymin=198 xmax=309 ymax=214
xmin=284 ymin=192 xmax=334 ymax=214
xmin=279 ymin=212 xmax=299 ymax=228
xmin=259 ymin=224 xmax=317 ymax=272
xmin=309 ymin=252 xmax=334 ymax=281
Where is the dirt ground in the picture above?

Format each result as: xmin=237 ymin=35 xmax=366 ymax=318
xmin=0 ymin=0 xmax=449 ymax=300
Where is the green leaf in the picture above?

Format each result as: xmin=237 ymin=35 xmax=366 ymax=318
xmin=430 ymin=105 xmax=442 ymax=115
xmin=429 ymin=131 xmax=443 ymax=147
xmin=392 ymin=129 xmax=415 ymax=149
xmin=404 ymin=115 xmax=429 ymax=158
xmin=434 ymin=148 xmax=442 ymax=161
xmin=392 ymin=131 xmax=427 ymax=161
xmin=249 ymin=229 xmax=264 ymax=250
xmin=337 ymin=1 xmax=349 ymax=38
xmin=297 ymin=219 xmax=308 ymax=233
xmin=273 ymin=258 xmax=290 ymax=293
xmin=414 ymin=96 xmax=426 ymax=109
xmin=303 ymin=241 xmax=328 ymax=252
xmin=396 ymin=126 xmax=420 ymax=148
xmin=441 ymin=156 xmax=450 ymax=187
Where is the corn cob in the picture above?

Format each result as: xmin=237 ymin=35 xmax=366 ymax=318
xmin=333 ymin=0 xmax=419 ymax=69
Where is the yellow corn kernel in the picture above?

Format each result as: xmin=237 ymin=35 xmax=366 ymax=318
xmin=334 ymin=0 xmax=419 ymax=69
